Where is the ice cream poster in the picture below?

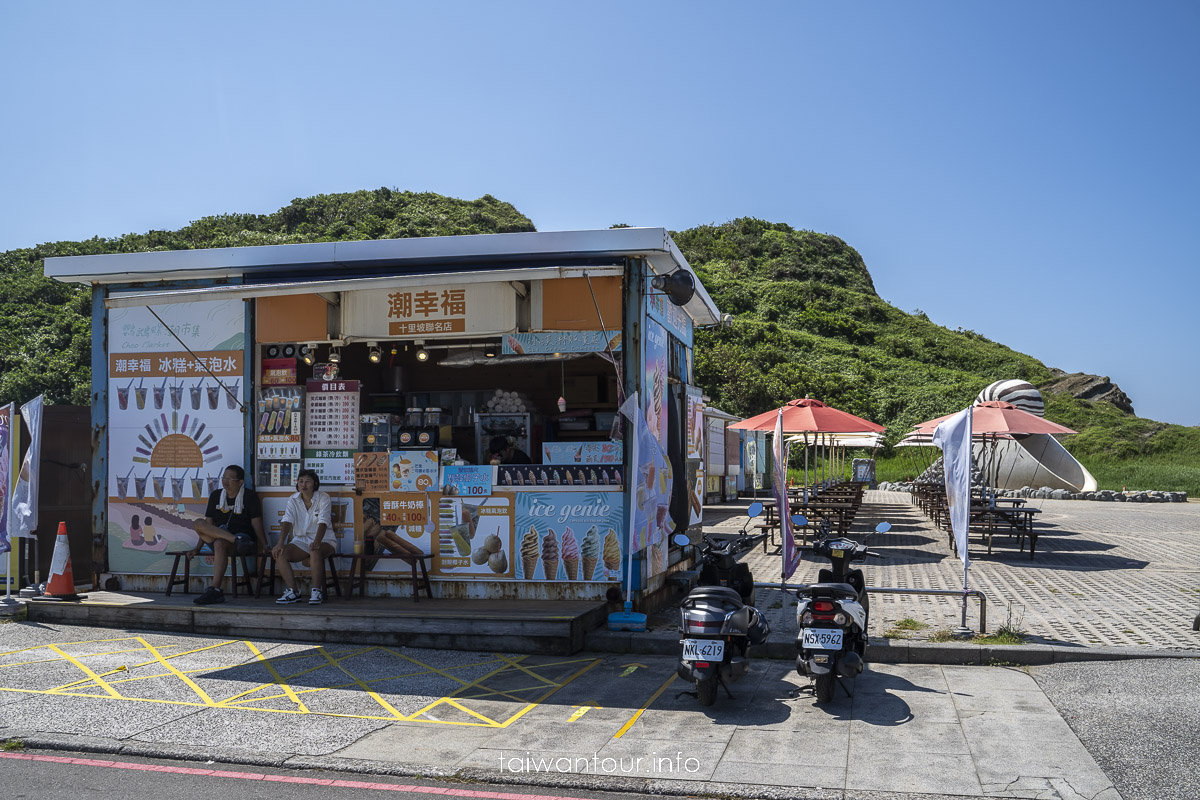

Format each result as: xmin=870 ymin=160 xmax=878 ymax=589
xmin=434 ymin=494 xmax=513 ymax=578
xmin=388 ymin=450 xmax=439 ymax=492
xmin=643 ymin=318 xmax=669 ymax=445
xmin=514 ymin=491 xmax=625 ymax=582
xmin=357 ymin=492 xmax=435 ymax=564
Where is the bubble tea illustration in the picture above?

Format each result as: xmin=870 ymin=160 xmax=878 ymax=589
xmin=134 ymin=379 xmax=147 ymax=410
xmin=116 ymin=466 xmax=134 ymax=499
xmin=135 ymin=470 xmax=151 ymax=499
xmin=190 ymin=380 xmax=202 ymax=410
xmin=153 ymin=378 xmax=168 ymax=410
xmin=117 ymin=379 xmax=134 ymax=411
xmin=226 ymin=379 xmax=240 ymax=409
xmin=206 ymin=383 xmax=221 ymax=409
xmin=169 ymin=381 xmax=183 ymax=410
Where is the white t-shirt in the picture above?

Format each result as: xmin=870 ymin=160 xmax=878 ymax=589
xmin=281 ymin=491 xmax=332 ymax=548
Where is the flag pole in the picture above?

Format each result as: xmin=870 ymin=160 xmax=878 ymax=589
xmin=961 ymin=406 xmax=973 ymax=632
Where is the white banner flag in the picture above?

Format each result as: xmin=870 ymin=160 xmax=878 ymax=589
xmin=932 ymin=406 xmax=972 ymax=570
xmin=9 ymin=395 xmax=44 ymax=540
xmin=0 ymin=402 xmax=12 ymax=555
xmin=775 ymin=409 xmax=799 ymax=579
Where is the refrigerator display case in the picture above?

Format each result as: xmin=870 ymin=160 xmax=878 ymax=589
xmin=475 ymin=413 xmax=531 ymax=464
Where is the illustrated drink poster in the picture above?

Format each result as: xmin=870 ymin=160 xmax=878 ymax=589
xmin=388 ymin=450 xmax=439 ymax=492
xmin=435 ymin=494 xmax=514 ymax=578
xmin=514 ymin=490 xmax=625 ymax=582
xmin=106 ymin=300 xmax=247 ymax=574
xmin=644 ymin=318 xmax=669 ymax=445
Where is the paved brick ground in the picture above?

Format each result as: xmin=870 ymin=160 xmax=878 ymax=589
xmin=685 ymin=490 xmax=1200 ymax=650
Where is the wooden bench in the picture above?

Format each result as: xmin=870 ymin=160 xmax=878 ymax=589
xmin=343 ymin=552 xmax=434 ymax=602
xmin=165 ymin=549 xmax=256 ymax=598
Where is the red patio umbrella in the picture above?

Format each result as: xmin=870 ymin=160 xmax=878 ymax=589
xmin=911 ymin=401 xmax=1075 ymax=437
xmin=730 ymin=398 xmax=884 ymax=493
xmin=730 ymin=398 xmax=885 ymax=434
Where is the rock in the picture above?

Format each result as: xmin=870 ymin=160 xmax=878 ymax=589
xmin=1041 ymin=371 xmax=1135 ymax=414
xmin=1114 ymin=493 xmax=1126 ymax=502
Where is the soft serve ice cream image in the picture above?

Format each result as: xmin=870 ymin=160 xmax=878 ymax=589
xmin=603 ymin=528 xmax=621 ymax=577
xmin=560 ymin=527 xmax=579 ymax=580
xmin=581 ymin=526 xmax=600 ymax=580
xmin=541 ymin=527 xmax=560 ymax=580
xmin=521 ymin=525 xmax=540 ymax=579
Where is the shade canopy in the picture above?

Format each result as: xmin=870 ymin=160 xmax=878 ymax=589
xmin=729 ymin=398 xmax=885 ymax=435
xmin=912 ymin=401 xmax=1076 ymax=437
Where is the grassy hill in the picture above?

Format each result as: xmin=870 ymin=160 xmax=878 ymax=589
xmin=676 ymin=219 xmax=1200 ymax=494
xmin=2 ymin=197 xmax=1194 ymax=493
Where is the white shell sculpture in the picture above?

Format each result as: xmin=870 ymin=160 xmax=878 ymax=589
xmin=976 ymin=379 xmax=1045 ymax=417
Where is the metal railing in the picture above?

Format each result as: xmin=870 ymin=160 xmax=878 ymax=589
xmin=755 ymin=582 xmax=988 ymax=633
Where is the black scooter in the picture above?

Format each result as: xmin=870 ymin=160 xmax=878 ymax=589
xmin=794 ymin=520 xmax=890 ymax=703
xmin=675 ymin=502 xmax=771 ymax=706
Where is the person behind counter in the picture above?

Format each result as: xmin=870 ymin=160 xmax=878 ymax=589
xmin=273 ymin=468 xmax=335 ymax=605
xmin=191 ymin=465 xmax=265 ymax=606
xmin=489 ymin=435 xmax=531 ymax=465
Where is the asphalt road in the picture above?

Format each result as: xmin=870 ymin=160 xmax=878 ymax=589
xmin=1032 ymin=658 xmax=1200 ymax=800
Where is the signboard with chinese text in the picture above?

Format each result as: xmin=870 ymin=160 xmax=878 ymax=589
xmin=357 ymin=493 xmax=435 ymax=557
xmin=541 ymin=441 xmax=623 ymax=464
xmin=342 ymin=282 xmax=517 ymax=339
xmin=645 ymin=287 xmax=694 ymax=348
xmin=304 ymin=380 xmax=360 ymax=450
xmin=353 ymin=451 xmax=389 ymax=492
xmin=441 ymin=465 xmax=493 ymax=497
xmin=434 ymin=494 xmax=514 ymax=578
xmin=387 ymin=450 xmax=439 ymax=492
xmin=304 ymin=449 xmax=355 ymax=485
xmin=106 ymin=300 xmax=247 ymax=574
xmin=502 ymin=330 xmax=621 ymax=355
xmin=261 ymin=358 xmax=297 ymax=386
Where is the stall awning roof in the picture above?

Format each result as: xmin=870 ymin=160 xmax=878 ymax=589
xmin=44 ymin=227 xmax=721 ymax=326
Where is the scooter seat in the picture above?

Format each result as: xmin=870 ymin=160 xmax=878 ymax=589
xmin=805 ymin=582 xmax=859 ymax=600
xmin=685 ymin=586 xmax=744 ymax=607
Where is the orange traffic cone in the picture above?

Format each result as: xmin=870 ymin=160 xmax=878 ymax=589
xmin=41 ymin=522 xmax=85 ymax=601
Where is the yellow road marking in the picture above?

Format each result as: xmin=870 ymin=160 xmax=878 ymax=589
xmin=568 ymin=700 xmax=601 ymax=721
xmin=315 ymin=645 xmax=406 ymax=720
xmin=46 ymin=645 xmax=124 ymax=699
xmin=613 ymin=673 xmax=677 ymax=739
xmin=238 ymin=641 xmax=309 ymax=712
xmin=498 ymin=658 xmax=601 ymax=728
xmin=135 ymin=637 xmax=219 ymax=706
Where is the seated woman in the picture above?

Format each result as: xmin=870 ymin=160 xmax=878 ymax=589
xmin=272 ymin=469 xmax=335 ymax=605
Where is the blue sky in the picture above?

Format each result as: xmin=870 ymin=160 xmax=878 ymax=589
xmin=3 ymin=2 xmax=1197 ymax=425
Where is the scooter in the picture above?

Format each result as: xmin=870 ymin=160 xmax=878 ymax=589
xmin=794 ymin=520 xmax=890 ymax=703
xmin=675 ymin=501 xmax=771 ymax=706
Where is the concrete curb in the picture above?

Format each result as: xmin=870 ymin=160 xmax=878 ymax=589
xmin=585 ymin=628 xmax=1200 ymax=665
xmin=0 ymin=729 xmax=845 ymax=800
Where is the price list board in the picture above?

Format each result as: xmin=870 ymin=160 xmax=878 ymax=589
xmin=304 ymin=380 xmax=360 ymax=449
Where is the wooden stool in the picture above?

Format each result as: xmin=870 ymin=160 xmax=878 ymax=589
xmin=256 ymin=553 xmax=342 ymax=599
xmin=166 ymin=549 xmax=256 ymax=598
xmin=344 ymin=552 xmax=433 ymax=601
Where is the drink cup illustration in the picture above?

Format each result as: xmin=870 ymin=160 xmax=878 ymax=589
xmin=206 ymin=385 xmax=220 ymax=409
xmin=206 ymin=474 xmax=219 ymax=494
xmin=117 ymin=384 xmax=130 ymax=410
xmin=190 ymin=383 xmax=202 ymax=410
xmin=153 ymin=382 xmax=166 ymax=409
xmin=135 ymin=473 xmax=149 ymax=499
xmin=116 ymin=474 xmax=130 ymax=498
xmin=153 ymin=474 xmax=168 ymax=499
xmin=226 ymin=379 xmax=240 ymax=409
xmin=170 ymin=385 xmax=183 ymax=410
xmin=170 ymin=475 xmax=184 ymax=501
xmin=135 ymin=387 xmax=147 ymax=410
xmin=191 ymin=476 xmax=203 ymax=498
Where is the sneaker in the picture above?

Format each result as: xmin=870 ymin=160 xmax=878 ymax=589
xmin=309 ymin=588 xmax=324 ymax=605
xmin=276 ymin=587 xmax=299 ymax=605
xmin=193 ymin=586 xmax=225 ymax=606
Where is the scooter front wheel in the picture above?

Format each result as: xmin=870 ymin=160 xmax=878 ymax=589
xmin=697 ymin=675 xmax=718 ymax=706
xmin=814 ymin=672 xmax=835 ymax=703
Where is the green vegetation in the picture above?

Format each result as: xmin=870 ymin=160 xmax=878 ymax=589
xmin=0 ymin=189 xmax=533 ymax=407
xmin=675 ymin=218 xmax=1200 ymax=495
xmin=883 ymin=617 xmax=930 ymax=638
xmin=2 ymin=200 xmax=1195 ymax=493
xmin=0 ymin=739 xmax=24 ymax=751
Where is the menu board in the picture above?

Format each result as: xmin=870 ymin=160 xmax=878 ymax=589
xmin=354 ymin=451 xmax=389 ymax=492
xmin=304 ymin=379 xmax=360 ymax=449
xmin=542 ymin=441 xmax=623 ymax=465
xmin=435 ymin=494 xmax=514 ymax=578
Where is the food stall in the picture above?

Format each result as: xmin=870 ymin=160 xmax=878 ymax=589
xmin=46 ymin=228 xmax=720 ymax=603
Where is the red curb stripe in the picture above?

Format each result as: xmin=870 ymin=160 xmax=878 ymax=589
xmin=0 ymin=752 xmax=604 ymax=800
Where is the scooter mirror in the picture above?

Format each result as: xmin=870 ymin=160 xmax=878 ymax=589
xmin=672 ymin=533 xmax=693 ymax=547
xmin=747 ymin=501 xmax=764 ymax=518
xmin=875 ymin=522 xmax=892 ymax=534
xmin=791 ymin=514 xmax=808 ymax=527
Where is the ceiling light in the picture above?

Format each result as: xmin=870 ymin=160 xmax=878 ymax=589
xmin=329 ymin=347 xmax=342 ymax=364
xmin=300 ymin=344 xmax=315 ymax=366
xmin=368 ymin=342 xmax=381 ymax=364
xmin=415 ymin=347 xmax=430 ymax=363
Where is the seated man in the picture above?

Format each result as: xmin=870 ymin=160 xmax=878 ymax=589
xmin=192 ymin=465 xmax=264 ymax=606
